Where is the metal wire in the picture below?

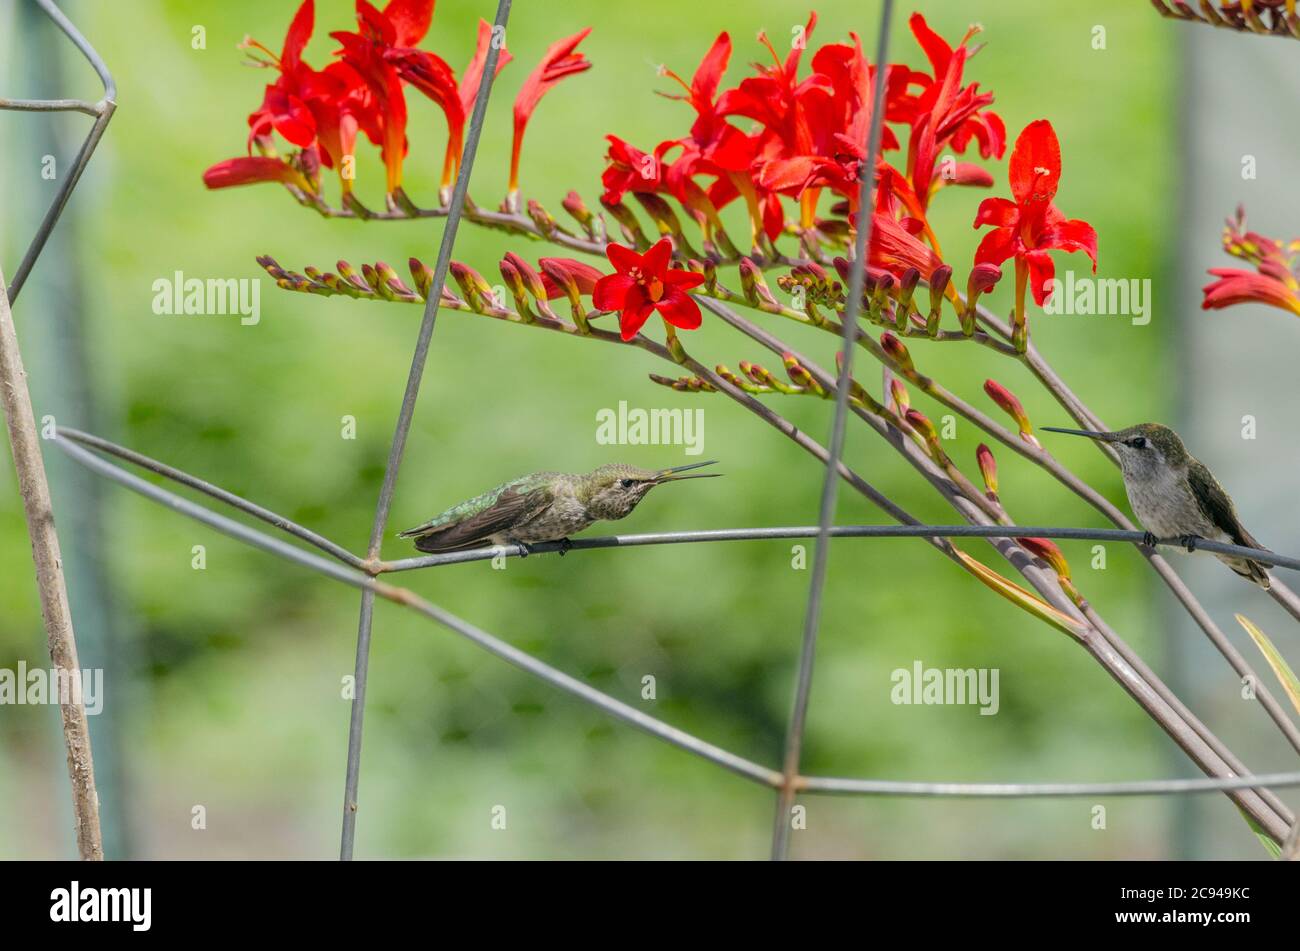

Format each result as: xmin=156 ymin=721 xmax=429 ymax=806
xmin=340 ymin=0 xmax=513 ymax=861
xmin=56 ymin=427 xmax=1300 ymax=575
xmin=772 ymin=0 xmax=894 ymax=861
xmin=52 ymin=430 xmax=1300 ymax=807
xmin=17 ymin=0 xmax=1300 ymax=860
xmin=4 ymin=0 xmax=116 ymax=304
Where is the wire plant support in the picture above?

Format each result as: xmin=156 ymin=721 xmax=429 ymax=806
xmin=0 ymin=0 xmax=116 ymax=861
xmin=5 ymin=0 xmax=1300 ymax=861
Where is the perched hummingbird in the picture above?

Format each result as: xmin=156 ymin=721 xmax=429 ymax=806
xmin=398 ymin=461 xmax=721 ymax=554
xmin=1042 ymin=423 xmax=1271 ymax=588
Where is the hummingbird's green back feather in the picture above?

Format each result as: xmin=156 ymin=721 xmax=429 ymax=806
xmin=397 ymin=473 xmax=559 ymax=551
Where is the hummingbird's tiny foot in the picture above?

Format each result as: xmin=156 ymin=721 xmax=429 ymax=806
xmin=1141 ymin=531 xmax=1158 ymax=549
xmin=557 ymin=537 xmax=573 ymax=556
xmin=516 ymin=543 xmax=533 ymax=558
xmin=1179 ymin=534 xmax=1200 ymax=553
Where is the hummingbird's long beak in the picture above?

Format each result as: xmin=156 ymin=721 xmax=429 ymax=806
xmin=654 ymin=459 xmax=722 ymax=482
xmin=1041 ymin=426 xmax=1118 ymax=442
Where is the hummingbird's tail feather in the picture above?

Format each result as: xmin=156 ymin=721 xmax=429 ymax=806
xmin=1221 ymin=554 xmax=1272 ymax=589
xmin=412 ymin=534 xmax=496 ymax=554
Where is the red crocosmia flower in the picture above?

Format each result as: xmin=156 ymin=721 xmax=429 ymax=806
xmin=1202 ymin=268 xmax=1300 ymax=316
xmin=331 ymin=0 xmax=436 ymax=195
xmin=228 ymin=1 xmax=374 ymax=191
xmin=601 ymin=135 xmax=670 ymax=204
xmin=867 ymin=212 xmax=944 ymax=283
xmin=592 ymin=239 xmax=705 ymax=340
xmin=901 ymin=15 xmax=1004 ymax=211
xmin=510 ymin=29 xmax=592 ymax=196
xmin=245 ymin=0 xmax=318 ymax=148
xmin=207 ymin=1 xmax=376 ymax=193
xmin=202 ymin=156 xmax=309 ymax=189
xmin=1201 ymin=207 xmax=1300 ymax=317
xmin=387 ymin=18 xmax=513 ymax=191
xmin=973 ymin=119 xmax=1097 ymax=308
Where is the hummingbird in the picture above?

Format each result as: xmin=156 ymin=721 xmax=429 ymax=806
xmin=397 ymin=461 xmax=721 ymax=554
xmin=1041 ymin=423 xmax=1271 ymax=588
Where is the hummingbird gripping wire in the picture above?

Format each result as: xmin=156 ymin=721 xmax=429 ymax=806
xmin=1042 ymin=424 xmax=1272 ymax=588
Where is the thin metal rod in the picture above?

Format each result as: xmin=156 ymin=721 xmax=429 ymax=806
xmin=772 ymin=0 xmax=894 ymax=861
xmin=0 ymin=96 xmax=99 ymax=115
xmin=57 ymin=427 xmax=366 ymax=569
xmin=4 ymin=0 xmax=116 ymax=304
xmin=57 ymin=432 xmax=1300 ymax=810
xmin=0 ymin=0 xmax=117 ymax=861
xmin=382 ymin=524 xmax=1300 ymax=573
xmin=340 ymin=0 xmax=513 ymax=861
xmin=54 ymin=425 xmax=1300 ymax=575
xmin=53 ymin=433 xmax=780 ymax=789
xmin=34 ymin=0 xmax=116 ymax=98
xmin=798 ymin=770 xmax=1300 ymax=798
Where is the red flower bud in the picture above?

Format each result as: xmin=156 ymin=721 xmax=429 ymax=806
xmin=503 ymin=252 xmax=547 ymax=300
xmin=889 ymin=378 xmax=910 ymax=413
xmin=983 ymin=378 xmax=1036 ymax=444
xmin=967 ymin=263 xmax=1002 ymax=298
xmin=1017 ymin=537 xmax=1073 ymax=583
xmin=880 ymin=332 xmax=914 ymax=374
xmin=927 ymin=264 xmax=953 ymax=314
xmin=976 ymin=443 xmax=998 ymax=498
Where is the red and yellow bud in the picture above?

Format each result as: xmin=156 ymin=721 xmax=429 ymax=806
xmin=927 ymin=263 xmax=953 ymax=317
xmin=983 ymin=378 xmax=1039 ymax=447
xmin=889 ymin=378 xmax=911 ymax=415
xmin=561 ymin=190 xmax=594 ymax=231
xmin=880 ymin=332 xmax=915 ymax=375
xmin=976 ymin=443 xmax=998 ymax=499
xmin=1017 ymin=536 xmax=1083 ymax=604
xmin=963 ymin=263 xmax=1002 ymax=335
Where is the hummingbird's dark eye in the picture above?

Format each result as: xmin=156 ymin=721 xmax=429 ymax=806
xmin=620 ymin=478 xmax=635 ymax=488
xmin=1130 ymin=436 xmax=1147 ymax=449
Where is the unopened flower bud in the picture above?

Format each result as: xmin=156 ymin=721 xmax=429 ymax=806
xmin=880 ymin=332 xmax=915 ymax=375
xmin=976 ymin=443 xmax=998 ymax=498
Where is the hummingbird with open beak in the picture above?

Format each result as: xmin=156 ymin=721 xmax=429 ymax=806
xmin=1041 ymin=423 xmax=1271 ymax=588
xmin=398 ymin=461 xmax=721 ymax=554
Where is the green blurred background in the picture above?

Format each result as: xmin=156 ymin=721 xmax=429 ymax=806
xmin=1 ymin=0 xmax=1295 ymax=859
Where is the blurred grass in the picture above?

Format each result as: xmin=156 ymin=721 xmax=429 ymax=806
xmin=0 ymin=0 xmax=1183 ymax=858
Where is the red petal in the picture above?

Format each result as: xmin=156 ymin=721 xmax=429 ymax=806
xmin=1025 ymin=249 xmax=1056 ymax=306
xmin=511 ymin=28 xmax=592 ymax=189
xmin=1008 ymin=119 xmax=1060 ymax=206
xmin=762 ymin=192 xmax=785 ymax=243
xmin=605 ymin=242 xmax=643 ymax=275
xmin=908 ymin=13 xmax=952 ymax=78
xmin=382 ymin=0 xmax=433 ymax=47
xmin=281 ymin=0 xmax=315 ymax=71
xmin=869 ymin=213 xmax=944 ymax=279
xmin=664 ymin=269 xmax=705 ymax=290
xmin=380 ymin=68 xmax=408 ymax=193
xmin=593 ymin=273 xmax=634 ymax=311
xmin=973 ymin=196 xmax=1018 ymax=229
xmin=655 ymin=288 xmax=703 ymax=330
xmin=641 ymin=239 xmax=673 ymax=279
xmin=974 ymin=226 xmax=1017 ymax=266
xmin=460 ymin=18 xmax=513 ymax=114
xmin=1202 ymin=269 xmax=1300 ymax=314
xmin=619 ymin=293 xmax=655 ymax=340
xmin=691 ymin=32 xmax=731 ymax=105
xmin=1038 ymin=217 xmax=1098 ymax=271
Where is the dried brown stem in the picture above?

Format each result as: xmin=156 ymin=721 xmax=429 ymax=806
xmin=0 ymin=270 xmax=102 ymax=860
